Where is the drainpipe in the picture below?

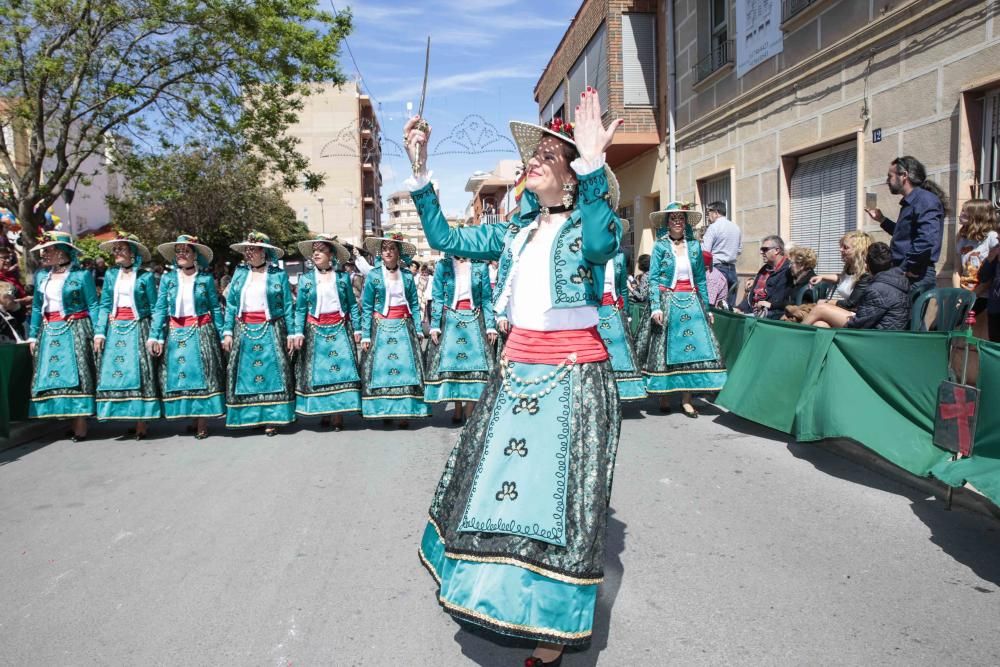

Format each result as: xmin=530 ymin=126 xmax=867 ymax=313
xmin=666 ymin=0 xmax=677 ymax=203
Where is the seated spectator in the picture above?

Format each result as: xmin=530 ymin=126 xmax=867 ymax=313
xmin=0 ymin=244 xmax=29 ymax=339
xmin=781 ymin=246 xmax=818 ymax=321
xmin=832 ymin=242 xmax=910 ymax=330
xmin=802 ymin=231 xmax=874 ymax=328
xmin=737 ymin=235 xmax=792 ymax=319
xmin=703 ymin=250 xmax=728 ymax=309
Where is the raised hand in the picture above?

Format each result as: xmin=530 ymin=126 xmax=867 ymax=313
xmin=403 ymin=115 xmax=431 ymax=175
xmin=572 ymin=87 xmax=622 ymax=164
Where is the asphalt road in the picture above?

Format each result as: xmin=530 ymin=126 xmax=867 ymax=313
xmin=2 ymin=401 xmax=999 ymax=666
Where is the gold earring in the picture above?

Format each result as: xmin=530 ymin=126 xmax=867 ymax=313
xmin=562 ymin=182 xmax=575 ymax=208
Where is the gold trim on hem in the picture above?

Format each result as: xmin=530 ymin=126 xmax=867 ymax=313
xmin=295 ymin=407 xmax=361 ymax=416
xmin=642 ymin=369 xmax=727 ymax=377
xmin=295 ymin=387 xmax=361 ymax=398
xmin=424 ymin=378 xmax=489 ymax=385
xmin=225 ymin=399 xmax=294 ymax=408
xmin=163 ymin=413 xmax=225 ymax=420
xmin=418 ymin=547 xmax=443 ymax=585
xmin=361 ymin=394 xmax=425 ymax=401
xmin=31 ymin=393 xmax=92 ymax=401
xmin=161 ymin=392 xmax=224 ymax=402
xmin=443 ymin=551 xmax=603 ymax=586
xmin=29 ymin=412 xmax=93 ymax=418
xmin=225 ymin=418 xmax=295 ymax=428
xmin=438 ymin=598 xmax=592 ymax=642
xmin=95 ymin=396 xmax=160 ymax=403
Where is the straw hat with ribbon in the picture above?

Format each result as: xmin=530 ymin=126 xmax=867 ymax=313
xmin=297 ymin=234 xmax=351 ymax=266
xmin=650 ymin=201 xmax=703 ymax=228
xmin=363 ymin=231 xmax=417 ymax=259
xmin=508 ymin=118 xmax=620 ymax=210
xmin=230 ymin=230 xmax=284 ymax=263
xmin=31 ymin=230 xmax=81 ymax=261
xmin=157 ymin=234 xmax=214 ymax=268
xmin=99 ymin=232 xmax=152 ymax=265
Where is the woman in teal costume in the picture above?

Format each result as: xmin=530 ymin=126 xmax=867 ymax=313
xmin=406 ymin=89 xmax=624 ymax=665
xmin=147 ymin=235 xmax=225 ymax=439
xmin=292 ymin=234 xmax=362 ymax=431
xmin=93 ymin=234 xmax=161 ymax=437
xmin=26 ymin=231 xmax=99 ymax=441
xmin=221 ymin=232 xmax=297 ymax=435
xmin=358 ymin=232 xmax=430 ymax=427
xmin=635 ymin=202 xmax=727 ymax=416
xmin=598 ymin=220 xmax=647 ymax=403
xmin=424 ymin=254 xmax=498 ymax=423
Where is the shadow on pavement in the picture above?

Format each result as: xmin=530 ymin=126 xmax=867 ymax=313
xmin=910 ymin=498 xmax=1000 ymax=588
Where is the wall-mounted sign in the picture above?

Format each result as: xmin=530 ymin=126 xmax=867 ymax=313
xmin=736 ymin=0 xmax=784 ymax=78
xmin=872 ymin=128 xmax=883 ymax=143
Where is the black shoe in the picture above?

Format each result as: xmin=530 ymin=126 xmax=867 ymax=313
xmin=264 ymin=427 xmax=278 ymax=437
xmin=195 ymin=431 xmax=209 ymax=440
xmin=70 ymin=433 xmax=86 ymax=443
xmin=134 ymin=431 xmax=147 ymax=441
xmin=332 ymin=424 xmax=343 ymax=432
xmin=398 ymin=420 xmax=410 ymax=430
xmin=682 ymin=406 xmax=699 ymax=419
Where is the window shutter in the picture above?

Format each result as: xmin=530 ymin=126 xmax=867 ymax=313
xmin=623 ymin=14 xmax=656 ymax=106
xmin=790 ymin=145 xmax=858 ymax=274
xmin=588 ymin=23 xmax=609 ymax=113
xmin=568 ymin=59 xmax=587 ymax=121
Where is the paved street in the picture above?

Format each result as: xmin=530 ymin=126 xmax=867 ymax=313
xmin=2 ymin=402 xmax=999 ymax=666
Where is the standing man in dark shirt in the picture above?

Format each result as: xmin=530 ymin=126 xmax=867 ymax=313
xmin=865 ymin=156 xmax=945 ymax=296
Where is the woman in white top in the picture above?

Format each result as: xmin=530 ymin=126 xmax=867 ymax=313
xmin=803 ymin=230 xmax=874 ymax=328
xmin=952 ymin=198 xmax=999 ymax=317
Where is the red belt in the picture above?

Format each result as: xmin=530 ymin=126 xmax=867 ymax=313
xmin=601 ymin=292 xmax=624 ymax=307
xmin=308 ymin=312 xmax=343 ymax=325
xmin=660 ymin=279 xmax=694 ymax=293
xmin=376 ymin=305 xmax=410 ymax=320
xmin=44 ymin=311 xmax=88 ymax=322
xmin=112 ymin=307 xmax=136 ymax=321
xmin=239 ymin=311 xmax=268 ymax=324
xmin=504 ymin=326 xmax=608 ymax=364
xmin=170 ymin=314 xmax=212 ymax=328
xmin=453 ymin=299 xmax=473 ymax=311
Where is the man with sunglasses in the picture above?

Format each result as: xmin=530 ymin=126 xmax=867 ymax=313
xmin=737 ymin=234 xmax=792 ymax=319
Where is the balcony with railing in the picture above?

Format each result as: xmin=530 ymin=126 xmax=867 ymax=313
xmin=480 ymin=213 xmax=504 ymax=225
xmin=695 ymin=39 xmax=734 ymax=85
xmin=782 ymin=0 xmax=822 ymax=22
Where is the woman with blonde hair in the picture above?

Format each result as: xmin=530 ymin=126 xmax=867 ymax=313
xmin=802 ymin=230 xmax=875 ymax=328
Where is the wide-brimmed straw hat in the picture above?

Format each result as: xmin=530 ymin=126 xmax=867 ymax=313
xmin=650 ymin=201 xmax=703 ymax=227
xmin=230 ymin=231 xmax=285 ymax=260
xmin=31 ymin=230 xmax=81 ymax=258
xmin=297 ymin=234 xmax=351 ymax=265
xmin=509 ymin=119 xmax=620 ymax=210
xmin=99 ymin=232 xmax=152 ymax=264
xmin=620 ymin=218 xmax=631 ymax=234
xmin=363 ymin=232 xmax=417 ymax=258
xmin=157 ymin=234 xmax=214 ymax=266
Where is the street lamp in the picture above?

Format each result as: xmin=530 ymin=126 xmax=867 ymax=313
xmin=316 ymin=196 xmax=326 ymax=233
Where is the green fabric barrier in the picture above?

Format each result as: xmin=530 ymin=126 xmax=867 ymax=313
xmin=710 ymin=309 xmax=755 ymax=365
xmin=0 ymin=343 xmax=32 ymax=438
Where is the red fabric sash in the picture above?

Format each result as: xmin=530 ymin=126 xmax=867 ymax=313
xmin=601 ymin=292 xmax=624 ymax=308
xmin=44 ymin=311 xmax=88 ymax=322
xmin=504 ymin=326 xmax=608 ymax=364
xmin=170 ymin=314 xmax=211 ymax=328
xmin=112 ymin=307 xmax=136 ymax=321
xmin=239 ymin=311 xmax=268 ymax=324
xmin=659 ymin=279 xmax=694 ymax=293
xmin=376 ymin=305 xmax=410 ymax=320
xmin=308 ymin=312 xmax=343 ymax=325
xmin=453 ymin=299 xmax=473 ymax=310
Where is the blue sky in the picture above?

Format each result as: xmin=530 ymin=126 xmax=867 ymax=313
xmin=339 ymin=0 xmax=582 ymax=218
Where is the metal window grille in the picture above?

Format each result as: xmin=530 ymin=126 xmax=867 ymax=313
xmin=700 ymin=174 xmax=731 ymax=222
xmin=790 ymin=145 xmax=858 ymax=274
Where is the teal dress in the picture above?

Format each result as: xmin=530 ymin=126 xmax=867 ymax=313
xmin=412 ymin=166 xmax=623 ymax=646
xmin=223 ymin=266 xmax=297 ymax=427
xmin=27 ymin=268 xmax=99 ymax=419
xmin=423 ymin=258 xmax=496 ymax=404
xmin=635 ymin=235 xmax=728 ymax=394
xmin=599 ymin=253 xmax=647 ymax=401
xmin=359 ymin=266 xmax=431 ymax=419
xmin=293 ymin=269 xmax=363 ymax=417
xmin=148 ymin=270 xmax=226 ymax=419
xmin=94 ymin=267 xmax=161 ymax=420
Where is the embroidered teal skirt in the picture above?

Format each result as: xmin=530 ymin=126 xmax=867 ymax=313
xmin=295 ymin=319 xmax=362 ymax=416
xmin=30 ymin=317 xmax=97 ymax=419
xmin=636 ymin=290 xmax=727 ymax=394
xmin=95 ymin=317 xmax=161 ymax=421
xmin=225 ymin=318 xmax=295 ymax=428
xmin=360 ymin=316 xmax=431 ymax=419
xmin=419 ymin=359 xmax=621 ymax=645
xmin=159 ymin=321 xmax=226 ymax=419
xmin=423 ymin=307 xmax=493 ymax=404
xmin=596 ymin=301 xmax=647 ymax=401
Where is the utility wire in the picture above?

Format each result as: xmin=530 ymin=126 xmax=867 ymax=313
xmin=329 ymin=1 xmax=380 ymax=108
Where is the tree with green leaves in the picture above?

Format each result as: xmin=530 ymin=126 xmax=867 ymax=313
xmin=0 ymin=0 xmax=349 ymax=253
xmin=109 ymin=148 xmax=310 ymax=263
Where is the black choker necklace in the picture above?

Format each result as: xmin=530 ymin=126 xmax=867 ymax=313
xmin=539 ymin=204 xmax=571 ymax=216
xmin=316 ymin=266 xmax=333 ymax=273
xmin=385 ymin=265 xmax=399 ymax=272
xmin=251 ymin=262 xmax=267 ymax=270
xmin=182 ymin=266 xmax=197 ymax=275
xmin=53 ymin=261 xmax=71 ymax=272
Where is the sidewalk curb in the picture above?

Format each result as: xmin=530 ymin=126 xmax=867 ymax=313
xmin=0 ymin=420 xmax=63 ymax=454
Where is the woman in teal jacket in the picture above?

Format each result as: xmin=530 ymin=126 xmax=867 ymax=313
xmin=423 ymin=255 xmax=497 ymax=422
xmin=26 ymin=231 xmax=99 ymax=441
xmin=597 ymin=221 xmax=647 ymax=402
xmin=636 ymin=203 xmax=727 ymax=416
xmin=93 ymin=234 xmax=161 ymax=436
xmin=358 ymin=232 xmax=430 ymax=426
xmin=292 ymin=235 xmax=362 ymax=430
xmin=406 ymin=90 xmax=624 ymax=665
xmin=147 ymin=235 xmax=225 ymax=439
xmin=221 ymin=232 xmax=296 ymax=435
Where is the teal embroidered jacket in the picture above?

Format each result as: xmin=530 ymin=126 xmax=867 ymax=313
xmin=148 ymin=270 xmax=225 ymax=344
xmin=222 ymin=265 xmax=296 ymax=337
xmin=411 ymin=166 xmax=622 ymax=313
xmin=429 ymin=259 xmax=496 ymax=333
xmin=359 ymin=266 xmax=423 ymax=343
xmin=606 ymin=252 xmax=629 ymax=310
xmin=648 ymin=237 xmax=709 ymax=313
xmin=293 ymin=270 xmax=361 ymax=334
xmin=94 ymin=267 xmax=158 ymax=337
xmin=27 ymin=267 xmax=99 ymax=341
